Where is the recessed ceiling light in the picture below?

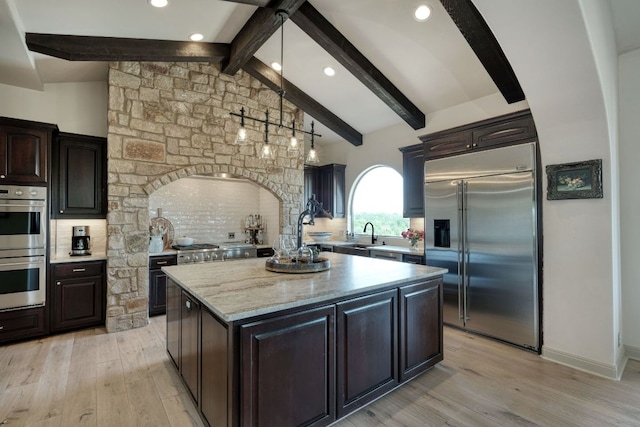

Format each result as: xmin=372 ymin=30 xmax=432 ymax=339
xmin=149 ymin=0 xmax=168 ymax=8
xmin=414 ymin=4 xmax=432 ymax=22
xmin=323 ymin=66 xmax=335 ymax=77
xmin=271 ymin=62 xmax=282 ymax=72
xmin=189 ymin=33 xmax=204 ymax=42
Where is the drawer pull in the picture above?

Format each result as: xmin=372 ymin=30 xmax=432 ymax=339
xmin=72 ymin=268 xmax=86 ymax=272
xmin=156 ymin=261 xmax=168 ymax=265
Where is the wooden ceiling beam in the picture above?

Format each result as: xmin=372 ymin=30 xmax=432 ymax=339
xmin=25 ymin=33 xmax=229 ymax=62
xmin=440 ymin=0 xmax=525 ymax=104
xmin=290 ymin=2 xmax=426 ymax=130
xmin=221 ymin=0 xmax=307 ymax=75
xmin=243 ymin=57 xmax=363 ymax=146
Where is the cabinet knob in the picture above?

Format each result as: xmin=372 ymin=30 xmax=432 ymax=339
xmin=60 ymin=210 xmax=64 ymax=214
xmin=466 ymin=144 xmax=471 ymax=148
xmin=0 ymin=175 xmax=5 ymax=179
xmin=56 ymin=281 xmax=61 ymax=286
xmin=472 ymin=143 xmax=478 ymax=147
xmin=185 ymin=299 xmax=192 ymax=310
xmin=0 ymin=326 xmax=4 ymax=330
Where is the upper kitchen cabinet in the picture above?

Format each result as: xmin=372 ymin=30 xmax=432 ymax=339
xmin=419 ymin=109 xmax=537 ymax=160
xmin=399 ymin=144 xmax=425 ymax=218
xmin=0 ymin=117 xmax=56 ymax=186
xmin=317 ymin=164 xmax=346 ymax=218
xmin=51 ymin=132 xmax=107 ymax=218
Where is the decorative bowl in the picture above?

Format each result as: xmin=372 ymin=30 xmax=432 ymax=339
xmin=175 ymin=237 xmax=194 ymax=246
xmin=307 ymin=231 xmax=332 ymax=242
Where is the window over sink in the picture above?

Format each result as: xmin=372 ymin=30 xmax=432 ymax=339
xmin=351 ymin=166 xmax=409 ymax=237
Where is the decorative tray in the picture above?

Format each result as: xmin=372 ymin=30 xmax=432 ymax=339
xmin=265 ymin=257 xmax=331 ymax=274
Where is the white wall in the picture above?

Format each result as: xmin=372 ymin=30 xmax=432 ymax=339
xmin=619 ymin=48 xmax=640 ymax=359
xmin=0 ymin=81 xmax=108 ymax=136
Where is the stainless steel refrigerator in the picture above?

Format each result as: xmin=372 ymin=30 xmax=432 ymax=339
xmin=424 ymin=142 xmax=540 ymax=351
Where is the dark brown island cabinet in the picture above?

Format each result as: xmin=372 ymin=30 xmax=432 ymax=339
xmin=0 ymin=116 xmax=57 ymax=185
xmin=50 ymin=261 xmax=106 ymax=333
xmin=166 ymin=272 xmax=443 ymax=426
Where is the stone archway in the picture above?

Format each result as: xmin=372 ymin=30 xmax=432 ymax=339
xmin=106 ymin=61 xmax=304 ymax=332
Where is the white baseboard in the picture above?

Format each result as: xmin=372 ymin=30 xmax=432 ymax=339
xmin=542 ymin=346 xmax=623 ymax=380
xmin=626 ymin=344 xmax=640 ymax=361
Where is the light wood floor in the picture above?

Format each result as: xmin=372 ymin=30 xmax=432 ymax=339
xmin=1 ymin=316 xmax=639 ymax=427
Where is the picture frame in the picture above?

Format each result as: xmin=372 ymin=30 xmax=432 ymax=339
xmin=546 ymin=159 xmax=603 ymax=200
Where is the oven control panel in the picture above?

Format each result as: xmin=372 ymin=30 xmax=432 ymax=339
xmin=0 ymin=185 xmax=46 ymax=200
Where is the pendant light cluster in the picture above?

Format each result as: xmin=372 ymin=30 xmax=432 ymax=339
xmin=229 ymin=10 xmax=321 ymax=162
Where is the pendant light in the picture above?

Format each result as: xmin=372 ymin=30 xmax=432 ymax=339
xmin=229 ymin=10 xmax=321 ymax=158
xmin=306 ymin=122 xmax=319 ymax=164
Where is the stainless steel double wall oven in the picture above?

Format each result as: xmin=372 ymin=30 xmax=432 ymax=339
xmin=0 ymin=184 xmax=47 ymax=311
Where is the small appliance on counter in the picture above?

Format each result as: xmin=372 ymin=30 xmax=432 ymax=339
xmin=70 ymin=225 xmax=91 ymax=256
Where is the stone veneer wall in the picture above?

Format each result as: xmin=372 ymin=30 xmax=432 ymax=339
xmin=106 ymin=61 xmax=304 ymax=332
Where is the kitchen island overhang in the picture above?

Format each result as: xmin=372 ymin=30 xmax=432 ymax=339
xmin=163 ymin=253 xmax=447 ymax=427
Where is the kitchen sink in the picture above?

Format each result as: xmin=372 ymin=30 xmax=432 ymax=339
xmin=333 ymin=243 xmax=379 ymax=257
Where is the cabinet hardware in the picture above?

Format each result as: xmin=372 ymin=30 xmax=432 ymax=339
xmin=472 ymin=143 xmax=478 ymax=147
xmin=72 ymin=268 xmax=86 ymax=272
xmin=56 ymin=281 xmax=61 ymax=286
xmin=0 ymin=175 xmax=4 ymax=179
xmin=0 ymin=326 xmax=4 ymax=330
xmin=185 ymin=300 xmax=192 ymax=310
xmin=466 ymin=144 xmax=471 ymax=148
xmin=157 ymin=261 xmax=168 ymax=265
xmin=60 ymin=210 xmax=64 ymax=213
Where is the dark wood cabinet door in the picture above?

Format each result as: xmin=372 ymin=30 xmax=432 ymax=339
xmin=423 ymin=130 xmax=473 ymax=159
xmin=50 ymin=261 xmax=105 ymax=333
xmin=473 ymin=115 xmax=537 ymax=149
xmin=304 ymin=165 xmax=319 ymax=206
xmin=0 ymin=124 xmax=50 ymax=184
xmin=336 ymin=289 xmax=398 ymax=418
xmin=181 ymin=291 xmax=200 ymax=403
xmin=241 ymin=305 xmax=336 ymax=427
xmin=316 ymin=164 xmax=346 ymax=218
xmin=400 ymin=144 xmax=425 ymax=218
xmin=201 ymin=308 xmax=228 ymax=427
xmin=166 ymin=279 xmax=181 ymax=369
xmin=0 ymin=306 xmax=47 ymax=343
xmin=399 ymin=279 xmax=443 ymax=382
xmin=149 ymin=270 xmax=168 ymax=316
xmin=52 ymin=132 xmax=106 ymax=218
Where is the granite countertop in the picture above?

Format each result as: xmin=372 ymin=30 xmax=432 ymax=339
xmin=50 ymin=253 xmax=108 ymax=264
xmin=162 ymin=252 xmax=446 ymax=323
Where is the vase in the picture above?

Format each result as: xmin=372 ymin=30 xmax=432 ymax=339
xmin=410 ymin=241 xmax=420 ymax=251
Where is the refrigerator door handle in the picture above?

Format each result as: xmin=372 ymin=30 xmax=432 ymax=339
xmin=463 ymin=181 xmax=470 ymax=322
xmin=456 ymin=181 xmax=464 ymax=321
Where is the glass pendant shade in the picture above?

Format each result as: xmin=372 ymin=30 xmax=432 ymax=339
xmin=306 ymin=147 xmax=319 ymax=164
xmin=235 ymin=126 xmax=248 ymax=144
xmin=288 ymin=135 xmax=299 ymax=152
xmin=258 ymin=143 xmax=276 ymax=160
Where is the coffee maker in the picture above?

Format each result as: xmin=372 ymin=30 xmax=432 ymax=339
xmin=71 ymin=225 xmax=91 ymax=256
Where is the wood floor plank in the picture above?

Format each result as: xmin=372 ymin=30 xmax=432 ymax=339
xmin=61 ymin=329 xmax=99 ymax=426
xmin=96 ymin=359 xmax=135 ymax=426
xmin=161 ymin=392 xmax=206 ymax=427
xmin=24 ymin=334 xmax=73 ymax=426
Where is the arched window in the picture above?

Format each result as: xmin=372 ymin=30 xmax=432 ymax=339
xmin=351 ymin=166 xmax=409 ymax=237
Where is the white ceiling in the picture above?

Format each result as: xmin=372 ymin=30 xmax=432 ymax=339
xmin=1 ymin=0 xmax=639 ymax=144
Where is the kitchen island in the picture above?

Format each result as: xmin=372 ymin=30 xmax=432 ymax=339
xmin=163 ymin=252 xmax=446 ymax=427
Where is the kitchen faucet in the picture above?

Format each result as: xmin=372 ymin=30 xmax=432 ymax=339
xmin=363 ymin=222 xmax=377 ymax=244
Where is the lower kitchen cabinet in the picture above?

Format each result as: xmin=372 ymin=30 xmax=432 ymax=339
xmin=50 ymin=261 xmax=105 ymax=332
xmin=241 ymin=305 xmax=336 ymax=427
xmin=336 ymin=289 xmax=397 ymax=418
xmin=402 ymin=253 xmax=425 ymax=265
xmin=0 ymin=306 xmax=47 ymax=343
xmin=399 ymin=278 xmax=443 ymax=381
xmin=166 ymin=279 xmax=181 ymax=368
xmin=149 ymin=254 xmax=177 ymax=316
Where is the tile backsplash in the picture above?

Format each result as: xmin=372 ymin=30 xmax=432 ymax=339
xmin=51 ymin=219 xmax=107 ymax=258
xmin=149 ymin=177 xmax=280 ymax=245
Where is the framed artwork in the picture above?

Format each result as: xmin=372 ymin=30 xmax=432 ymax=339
xmin=546 ymin=159 xmax=603 ymax=200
